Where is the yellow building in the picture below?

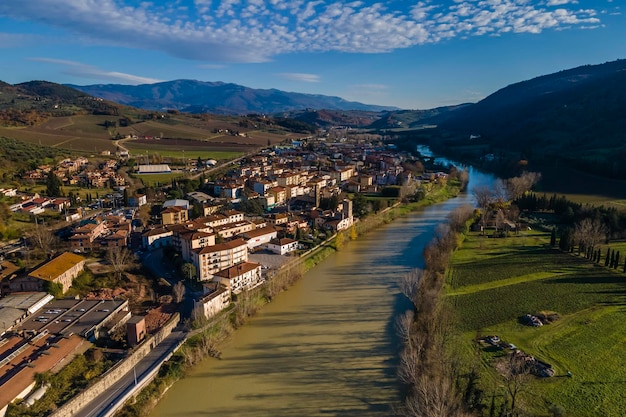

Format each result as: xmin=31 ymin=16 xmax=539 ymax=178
xmin=28 ymin=252 xmax=86 ymax=293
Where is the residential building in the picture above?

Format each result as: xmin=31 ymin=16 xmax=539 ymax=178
xmin=161 ymin=206 xmax=189 ymax=225
xmin=193 ymin=283 xmax=231 ymax=320
xmin=242 ymin=226 xmax=278 ymax=251
xmin=267 ymin=238 xmax=299 ymax=255
xmin=142 ymin=227 xmax=173 ymax=250
xmin=191 ymin=238 xmax=249 ymax=281
xmin=213 ymin=262 xmax=262 ymax=294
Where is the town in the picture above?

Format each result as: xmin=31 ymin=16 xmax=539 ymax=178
xmin=0 ymin=133 xmax=456 ymax=416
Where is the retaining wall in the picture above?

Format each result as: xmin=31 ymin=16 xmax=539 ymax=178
xmin=50 ymin=313 xmax=180 ymax=417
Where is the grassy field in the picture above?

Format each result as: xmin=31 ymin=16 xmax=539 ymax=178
xmin=133 ymin=173 xmax=186 ymax=187
xmin=447 ymin=230 xmax=626 ymax=416
xmin=123 ymin=141 xmax=243 ymax=160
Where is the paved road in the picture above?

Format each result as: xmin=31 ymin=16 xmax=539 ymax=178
xmin=74 ymin=326 xmax=187 ymax=417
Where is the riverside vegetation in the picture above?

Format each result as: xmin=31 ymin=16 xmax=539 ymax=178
xmin=114 ymin=169 xmax=468 ymax=417
xmin=396 ymin=170 xmax=626 ymax=417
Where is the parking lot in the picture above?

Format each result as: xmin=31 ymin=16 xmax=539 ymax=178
xmin=249 ymin=250 xmax=291 ymax=270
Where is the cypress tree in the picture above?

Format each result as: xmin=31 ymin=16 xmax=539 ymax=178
xmin=550 ymin=228 xmax=557 ymax=247
xmin=610 ymin=250 xmax=615 ymax=268
xmin=605 ymin=249 xmax=611 ymax=266
xmin=615 ymin=251 xmax=620 ymax=269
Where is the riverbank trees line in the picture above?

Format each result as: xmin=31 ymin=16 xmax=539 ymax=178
xmin=397 ymin=204 xmax=478 ymax=417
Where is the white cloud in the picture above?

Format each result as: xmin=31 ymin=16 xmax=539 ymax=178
xmin=0 ymin=1 xmax=604 ymax=63
xmin=278 ymin=73 xmax=321 ymax=83
xmin=28 ymin=57 xmax=162 ymax=84
xmin=547 ymin=0 xmax=578 ymax=6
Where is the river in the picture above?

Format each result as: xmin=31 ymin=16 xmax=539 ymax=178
xmin=151 ymin=158 xmax=496 ymax=417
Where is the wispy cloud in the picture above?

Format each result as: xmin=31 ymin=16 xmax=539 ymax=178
xmin=0 ymin=1 xmax=605 ymax=63
xmin=28 ymin=57 xmax=162 ymax=84
xmin=278 ymin=73 xmax=321 ymax=83
xmin=0 ymin=32 xmax=43 ymax=47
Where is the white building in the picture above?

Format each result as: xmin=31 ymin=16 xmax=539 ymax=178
xmin=267 ymin=237 xmax=299 ymax=255
xmin=242 ymin=226 xmax=278 ymax=251
xmin=213 ymin=262 xmax=263 ymax=294
xmin=192 ymin=284 xmax=231 ymax=320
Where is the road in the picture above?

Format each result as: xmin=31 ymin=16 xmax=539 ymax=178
xmin=74 ymin=326 xmax=187 ymax=417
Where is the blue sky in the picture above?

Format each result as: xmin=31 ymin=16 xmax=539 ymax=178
xmin=0 ymin=0 xmax=623 ymax=109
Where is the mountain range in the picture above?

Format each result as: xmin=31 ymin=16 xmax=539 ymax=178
xmin=68 ymin=80 xmax=398 ymax=115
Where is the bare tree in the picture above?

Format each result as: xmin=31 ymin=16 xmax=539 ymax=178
xmin=29 ymin=219 xmax=58 ymax=256
xmin=395 ymin=310 xmax=415 ymax=344
xmin=506 ymin=171 xmax=542 ymax=200
xmin=473 ymin=186 xmax=494 ymax=234
xmin=106 ymin=246 xmax=134 ymax=280
xmin=172 ymin=280 xmax=186 ymax=303
xmin=501 ymin=353 xmax=531 ymax=413
xmin=400 ymin=268 xmax=424 ymax=305
xmin=447 ymin=205 xmax=475 ymax=233
xmin=572 ymin=218 xmax=607 ymax=253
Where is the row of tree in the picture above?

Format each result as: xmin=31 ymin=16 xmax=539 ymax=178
xmin=397 ymin=205 xmax=477 ymax=416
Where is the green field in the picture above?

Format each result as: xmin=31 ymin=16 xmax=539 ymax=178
xmin=123 ymin=142 xmax=243 ymax=160
xmin=133 ymin=173 xmax=186 ymax=187
xmin=448 ymin=231 xmax=626 ymax=416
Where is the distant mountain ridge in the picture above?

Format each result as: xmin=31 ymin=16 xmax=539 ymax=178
xmin=68 ymin=79 xmax=399 ymax=115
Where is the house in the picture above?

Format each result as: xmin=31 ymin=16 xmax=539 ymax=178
xmin=161 ymin=206 xmax=189 ymax=225
xmin=213 ymin=262 xmax=262 ymax=294
xmin=242 ymin=226 xmax=278 ymax=251
xmin=27 ymin=252 xmax=86 ymax=293
xmin=192 ymin=283 xmax=231 ymax=320
xmin=129 ymin=194 xmax=147 ymax=207
xmin=142 ymin=227 xmax=173 ymax=250
xmin=212 ymin=220 xmax=255 ymax=239
xmin=267 ymin=237 xmax=299 ymax=255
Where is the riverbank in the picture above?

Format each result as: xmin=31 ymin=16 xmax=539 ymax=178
xmin=114 ymin=181 xmax=464 ymax=417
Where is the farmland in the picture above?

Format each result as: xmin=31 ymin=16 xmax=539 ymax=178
xmin=0 ymin=113 xmax=299 ymax=156
xmin=447 ymin=230 xmax=626 ymax=416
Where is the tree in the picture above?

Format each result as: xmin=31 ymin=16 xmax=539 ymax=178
xmin=506 ymin=171 xmax=542 ymax=200
xmin=173 ymin=280 xmax=186 ymax=303
xmin=29 ymin=218 xmax=57 ymax=256
xmin=122 ymin=188 xmax=129 ymax=207
xmin=473 ymin=186 xmax=493 ymax=234
xmin=334 ymin=231 xmax=345 ymax=250
xmin=501 ymin=353 xmax=531 ymax=413
xmin=106 ymin=247 xmax=134 ymax=281
xmin=181 ymin=263 xmax=196 ymax=281
xmin=45 ymin=171 xmax=62 ymax=197
xmin=550 ymin=228 xmax=557 ymax=247
xmin=572 ymin=218 xmax=607 ymax=254
xmin=43 ymin=281 xmax=63 ymax=298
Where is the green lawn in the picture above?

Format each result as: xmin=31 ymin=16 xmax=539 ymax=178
xmin=447 ymin=231 xmax=626 ymax=416
xmin=133 ymin=172 xmax=186 ymax=187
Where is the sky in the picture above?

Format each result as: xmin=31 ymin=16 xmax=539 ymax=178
xmin=0 ymin=0 xmax=624 ymax=109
